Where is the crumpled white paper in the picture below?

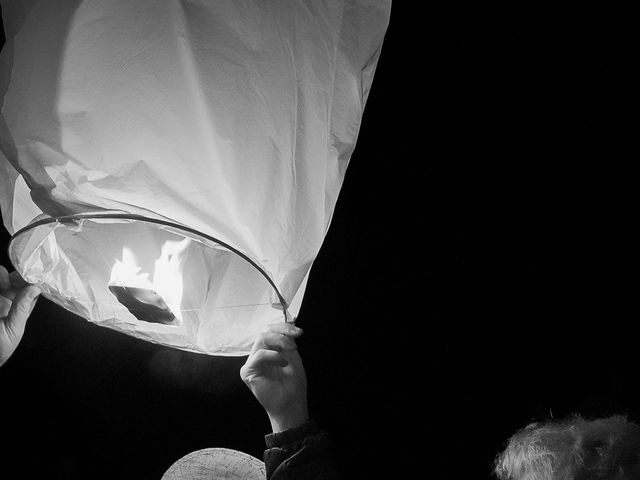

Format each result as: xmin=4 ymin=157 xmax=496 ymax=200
xmin=0 ymin=0 xmax=391 ymax=354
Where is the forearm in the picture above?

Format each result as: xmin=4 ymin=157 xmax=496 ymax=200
xmin=268 ymin=400 xmax=309 ymax=433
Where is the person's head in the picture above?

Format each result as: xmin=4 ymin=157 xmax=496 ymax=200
xmin=494 ymin=415 xmax=640 ymax=480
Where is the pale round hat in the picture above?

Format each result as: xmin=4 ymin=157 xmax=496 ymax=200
xmin=161 ymin=448 xmax=265 ymax=480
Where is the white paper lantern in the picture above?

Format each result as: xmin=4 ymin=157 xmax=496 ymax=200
xmin=0 ymin=0 xmax=391 ymax=355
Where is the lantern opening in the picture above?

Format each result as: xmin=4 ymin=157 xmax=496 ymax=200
xmin=8 ymin=213 xmax=288 ymax=355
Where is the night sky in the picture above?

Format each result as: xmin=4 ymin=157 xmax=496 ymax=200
xmin=1 ymin=3 xmax=636 ymax=479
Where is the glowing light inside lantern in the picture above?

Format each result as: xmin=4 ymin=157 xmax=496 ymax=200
xmin=109 ymin=238 xmax=191 ymax=323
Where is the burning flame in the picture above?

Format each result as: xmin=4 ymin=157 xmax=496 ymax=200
xmin=109 ymin=238 xmax=191 ymax=323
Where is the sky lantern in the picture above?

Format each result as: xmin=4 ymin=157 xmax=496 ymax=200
xmin=0 ymin=0 xmax=391 ymax=355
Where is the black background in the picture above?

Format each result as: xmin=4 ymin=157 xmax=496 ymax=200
xmin=1 ymin=2 xmax=636 ymax=479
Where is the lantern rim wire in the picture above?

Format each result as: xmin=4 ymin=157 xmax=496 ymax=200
xmin=7 ymin=212 xmax=290 ymax=321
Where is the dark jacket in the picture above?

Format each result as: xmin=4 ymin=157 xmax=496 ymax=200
xmin=264 ymin=420 xmax=340 ymax=480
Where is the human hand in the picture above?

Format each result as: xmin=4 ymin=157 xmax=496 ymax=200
xmin=240 ymin=322 xmax=308 ymax=433
xmin=0 ymin=266 xmax=40 ymax=367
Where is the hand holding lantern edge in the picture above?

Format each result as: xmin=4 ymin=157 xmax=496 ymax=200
xmin=0 ymin=265 xmax=40 ymax=367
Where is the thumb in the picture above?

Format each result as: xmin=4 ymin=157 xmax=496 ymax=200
xmin=240 ymin=349 xmax=288 ymax=383
xmin=6 ymin=286 xmax=40 ymax=336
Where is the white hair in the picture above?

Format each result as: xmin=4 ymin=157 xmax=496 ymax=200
xmin=494 ymin=415 xmax=640 ymax=480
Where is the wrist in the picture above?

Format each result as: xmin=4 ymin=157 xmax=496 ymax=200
xmin=268 ymin=403 xmax=309 ymax=433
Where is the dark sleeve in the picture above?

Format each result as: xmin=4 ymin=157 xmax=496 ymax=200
xmin=263 ymin=420 xmax=341 ymax=480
